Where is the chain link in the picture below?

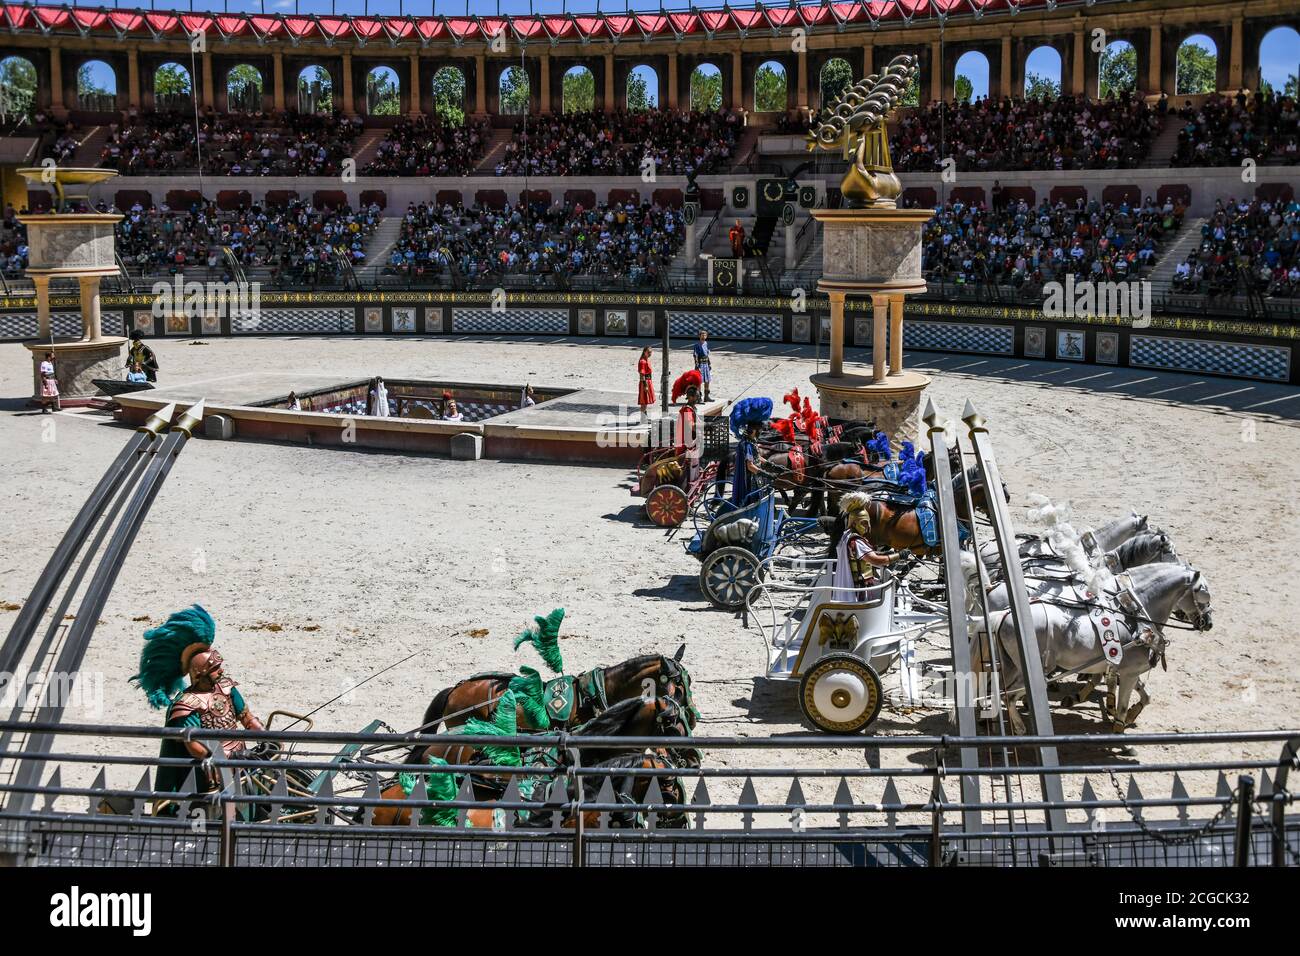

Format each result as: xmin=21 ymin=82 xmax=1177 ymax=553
xmin=1249 ymin=798 xmax=1300 ymax=865
xmin=1104 ymin=771 xmax=1236 ymax=846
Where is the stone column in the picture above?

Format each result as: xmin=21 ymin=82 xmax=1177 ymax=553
xmin=785 ymin=222 xmax=797 ymax=270
xmin=797 ymin=49 xmax=809 ymax=111
xmin=128 ymin=48 xmax=141 ymax=111
xmin=1229 ymin=16 xmax=1244 ymax=90
xmin=930 ymin=41 xmax=942 ymax=103
xmin=202 ymin=52 xmax=214 ymax=109
xmin=539 ymin=54 xmax=551 ymax=114
xmin=863 ymin=43 xmax=873 ymax=84
xmin=408 ymin=54 xmax=422 ymax=116
xmin=33 ymin=274 xmax=51 ymax=340
xmin=871 ymin=294 xmax=888 ymax=383
xmin=1148 ymin=25 xmax=1163 ymax=94
xmin=888 ymin=294 xmax=904 ymax=375
xmin=273 ymin=51 xmax=285 ymax=112
xmin=78 ymin=276 xmax=103 ymax=343
xmin=732 ymin=50 xmax=743 ymax=109
xmin=685 ymin=219 xmax=698 ymax=262
xmin=667 ymin=52 xmax=679 ymax=109
xmin=828 ymin=291 xmax=846 ymax=377
xmin=475 ymin=54 xmax=487 ymax=115
xmin=342 ymin=52 xmax=356 ymax=117
xmin=1072 ymin=28 xmax=1086 ymax=96
xmin=604 ymin=53 xmax=615 ymax=110
xmin=50 ymin=47 xmax=66 ymax=117
xmin=1000 ymin=35 xmax=1013 ymax=99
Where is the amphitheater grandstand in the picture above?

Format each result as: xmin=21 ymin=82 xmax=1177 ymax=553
xmin=0 ymin=0 xmax=1294 ymax=317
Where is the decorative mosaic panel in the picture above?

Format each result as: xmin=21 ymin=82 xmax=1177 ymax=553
xmin=667 ymin=312 xmax=781 ymax=341
xmin=200 ymin=313 xmax=222 ymax=335
xmin=604 ymin=310 xmax=628 ymax=335
xmin=423 ymin=307 xmax=445 ymax=333
xmin=577 ymin=309 xmax=596 ymax=336
xmin=133 ymin=310 xmax=155 ymax=334
xmin=229 ymin=309 xmax=355 ymax=335
xmin=1056 ymin=329 xmax=1086 ymax=361
xmin=1096 ymin=331 xmax=1120 ymax=365
xmin=1130 ymin=335 xmax=1291 ymax=383
xmin=637 ymin=310 xmax=656 ymax=336
xmin=903 ymin=321 xmax=1015 ymax=355
xmin=792 ymin=314 xmax=811 ymax=343
xmin=1024 ymin=326 xmax=1047 ymax=358
xmin=364 ymin=307 xmax=383 ymax=333
xmin=451 ymin=308 xmax=569 ymax=335
xmin=164 ymin=313 xmax=191 ymax=336
xmin=0 ymin=311 xmax=125 ymax=340
xmin=853 ymin=317 xmax=871 ymax=347
xmin=392 ymin=307 xmax=416 ymax=333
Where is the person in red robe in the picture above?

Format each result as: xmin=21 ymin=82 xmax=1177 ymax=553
xmin=637 ymin=347 xmax=655 ymax=420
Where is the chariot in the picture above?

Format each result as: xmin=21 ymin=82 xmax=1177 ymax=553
xmin=630 ymin=414 xmax=731 ymax=527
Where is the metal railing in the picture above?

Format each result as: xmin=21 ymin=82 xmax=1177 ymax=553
xmin=0 ymin=721 xmax=1294 ymax=867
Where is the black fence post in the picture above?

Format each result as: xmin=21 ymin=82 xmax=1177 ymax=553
xmin=1233 ymin=774 xmax=1255 ymax=868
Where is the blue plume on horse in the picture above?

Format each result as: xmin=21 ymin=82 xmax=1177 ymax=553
xmin=898 ymin=442 xmax=929 ymax=498
xmin=729 ymin=397 xmax=773 ymax=437
xmin=865 ymin=430 xmax=891 ymax=461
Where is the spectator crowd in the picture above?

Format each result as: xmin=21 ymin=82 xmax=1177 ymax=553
xmin=893 ymin=92 xmax=1160 ymax=172
xmin=363 ymin=116 xmax=491 ymax=176
xmin=1172 ymin=196 xmax=1300 ymax=298
xmin=385 ymin=197 xmax=683 ymax=287
xmin=1170 ymin=90 xmax=1300 ymax=167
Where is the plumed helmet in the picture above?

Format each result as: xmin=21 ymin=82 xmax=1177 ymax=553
xmin=671 ymin=369 xmax=703 ymax=403
xmin=131 ymin=605 xmax=217 ymax=709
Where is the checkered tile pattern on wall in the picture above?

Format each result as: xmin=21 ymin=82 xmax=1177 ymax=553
xmin=0 ymin=312 xmax=124 ymax=340
xmin=452 ymin=309 xmax=569 ymax=335
xmin=1130 ymin=335 xmax=1290 ymax=382
xmin=667 ymin=312 xmax=781 ymax=341
xmin=903 ymin=321 xmax=1015 ymax=355
xmin=230 ymin=309 xmax=355 ymax=335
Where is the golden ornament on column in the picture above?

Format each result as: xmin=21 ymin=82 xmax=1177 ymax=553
xmin=804 ymin=55 xmax=934 ymax=447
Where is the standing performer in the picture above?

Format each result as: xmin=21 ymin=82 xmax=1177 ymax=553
xmin=693 ymin=330 xmax=712 ymax=401
xmin=671 ymin=368 xmax=703 ymax=461
xmin=370 ymin=377 xmax=390 ymax=417
xmin=728 ymin=397 xmax=772 ymax=506
xmin=38 ymin=350 xmax=59 ymax=413
xmin=834 ymin=494 xmax=898 ymax=599
xmin=637 ymin=346 xmax=655 ymax=421
xmin=131 ymin=605 xmax=265 ymax=808
xmin=127 ymin=330 xmax=159 ymax=383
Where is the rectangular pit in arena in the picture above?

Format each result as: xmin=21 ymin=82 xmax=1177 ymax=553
xmin=111 ymin=373 xmax=712 ymax=466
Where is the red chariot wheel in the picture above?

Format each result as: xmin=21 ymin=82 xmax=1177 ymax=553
xmin=645 ymin=483 xmax=689 ymax=527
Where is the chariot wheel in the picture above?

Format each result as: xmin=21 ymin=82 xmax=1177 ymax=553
xmin=699 ymin=546 xmax=762 ymax=610
xmin=798 ymin=654 xmax=883 ymax=734
xmin=645 ymin=483 xmax=689 ymax=527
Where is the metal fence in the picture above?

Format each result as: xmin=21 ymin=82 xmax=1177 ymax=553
xmin=2 ymin=722 xmax=1295 ymax=868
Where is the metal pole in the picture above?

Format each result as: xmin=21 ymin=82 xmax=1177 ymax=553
xmin=923 ymin=399 xmax=981 ymax=835
xmin=962 ymin=401 xmax=1068 ymax=834
xmin=568 ymin=743 xmax=584 ymax=867
xmin=1273 ymin=736 xmax=1298 ymax=867
xmin=660 ymin=311 xmax=669 ymax=415
xmin=1234 ymin=774 xmax=1254 ymax=867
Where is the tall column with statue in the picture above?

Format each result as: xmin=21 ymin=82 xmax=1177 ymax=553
xmin=18 ymin=168 xmax=125 ymax=405
xmin=805 ymin=55 xmax=933 ymax=447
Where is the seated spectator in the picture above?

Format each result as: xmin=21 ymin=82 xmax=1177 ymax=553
xmin=1171 ymin=91 xmax=1299 ymax=168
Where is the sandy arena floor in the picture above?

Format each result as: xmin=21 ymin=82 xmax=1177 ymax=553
xmin=1 ymin=334 xmax=1298 ymax=825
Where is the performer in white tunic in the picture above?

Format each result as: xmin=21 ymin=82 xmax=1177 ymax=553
xmin=442 ymin=391 xmax=464 ymax=422
xmin=833 ymin=493 xmax=897 ymax=600
xmin=370 ymin=377 xmax=390 ymax=417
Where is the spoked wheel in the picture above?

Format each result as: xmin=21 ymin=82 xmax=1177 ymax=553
xmin=699 ymin=546 xmax=762 ymax=610
xmin=798 ymin=654 xmax=883 ymax=733
xmin=645 ymin=483 xmax=689 ymax=527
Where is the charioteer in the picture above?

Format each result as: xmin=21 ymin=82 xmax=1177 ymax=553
xmin=131 ymin=605 xmax=265 ymax=811
xmin=728 ymin=397 xmax=772 ymax=506
xmin=834 ymin=493 xmax=900 ymax=600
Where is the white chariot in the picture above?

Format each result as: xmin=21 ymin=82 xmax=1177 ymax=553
xmin=745 ymin=554 xmax=951 ymax=733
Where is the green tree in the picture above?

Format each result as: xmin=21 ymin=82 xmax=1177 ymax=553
xmin=690 ymin=67 xmax=722 ymax=112
xmin=0 ymin=56 xmax=37 ymax=117
xmin=902 ymin=72 xmax=920 ymax=107
xmin=367 ymin=69 xmax=399 ymax=116
xmin=754 ymin=62 xmax=787 ymax=112
xmin=432 ymin=67 xmax=464 ymax=125
xmin=562 ymin=68 xmax=593 ymax=113
xmin=955 ymin=74 xmax=973 ymax=103
xmin=1175 ymin=42 xmax=1217 ymax=95
xmin=154 ymin=64 xmax=192 ymax=97
xmin=820 ymin=58 xmax=852 ymax=108
xmin=227 ymin=64 xmax=262 ymax=111
xmin=1099 ymin=44 xmax=1137 ymax=99
xmin=1024 ymin=71 xmax=1061 ymax=100
xmin=627 ymin=70 xmax=651 ymax=112
xmin=77 ymin=62 xmax=113 ymax=97
xmin=499 ymin=65 xmax=529 ymax=116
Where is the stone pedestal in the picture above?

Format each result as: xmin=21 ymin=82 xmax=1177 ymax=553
xmin=810 ymin=207 xmax=934 ymax=444
xmin=25 ymin=337 xmax=128 ymax=403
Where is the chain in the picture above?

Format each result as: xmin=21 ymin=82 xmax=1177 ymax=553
xmin=1103 ymin=771 xmax=1236 ymax=846
xmin=1249 ymin=797 xmax=1300 ymax=865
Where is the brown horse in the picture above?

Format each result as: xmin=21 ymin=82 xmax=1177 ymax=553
xmin=405 ymin=648 xmax=697 ymax=764
xmin=374 ymin=696 xmax=697 ymax=827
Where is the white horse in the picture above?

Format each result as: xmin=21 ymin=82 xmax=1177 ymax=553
xmin=975 ymin=509 xmax=1151 ymax=572
xmin=970 ymin=562 xmax=1212 ymax=734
